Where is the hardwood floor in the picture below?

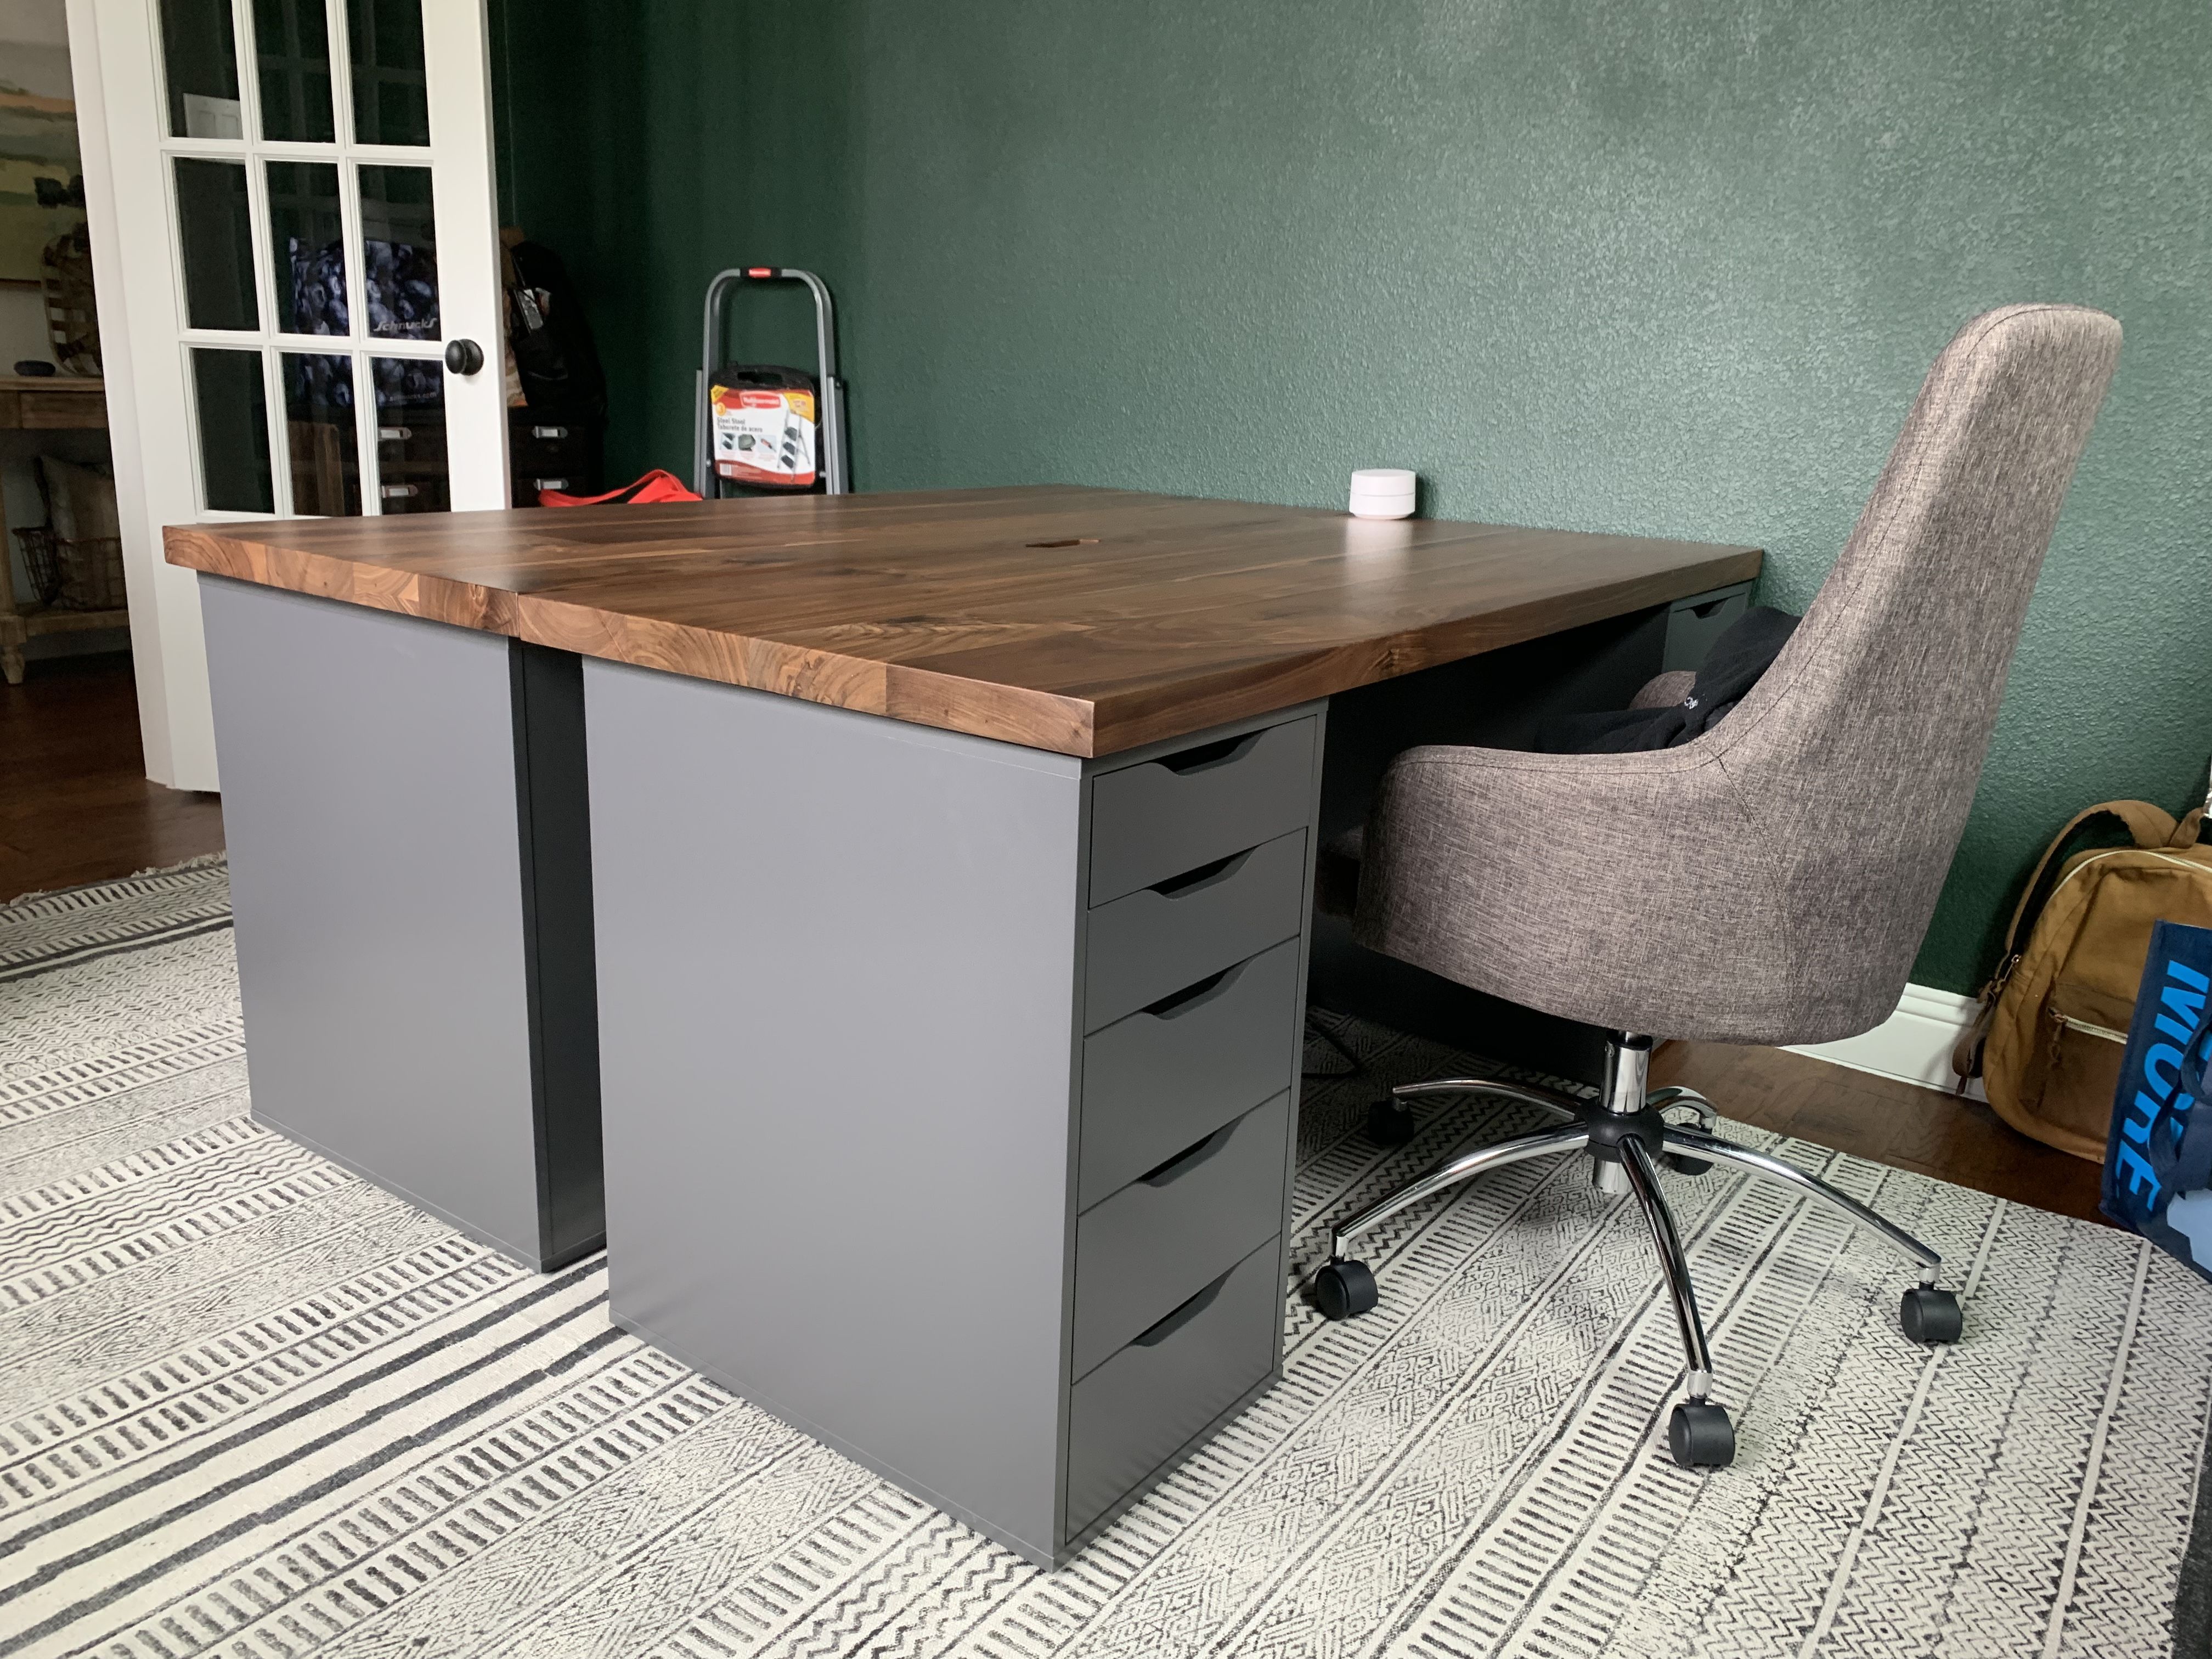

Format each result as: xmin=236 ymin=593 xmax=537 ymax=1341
xmin=2 ymin=654 xmax=2108 ymax=1226
xmin=1650 ymin=1038 xmax=2111 ymax=1227
xmin=0 ymin=651 xmax=225 ymax=902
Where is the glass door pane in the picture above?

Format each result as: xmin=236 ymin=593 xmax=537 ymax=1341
xmin=174 ymin=159 xmax=258 ymax=330
xmin=253 ymin=0 xmax=337 ymax=142
xmin=157 ymin=0 xmax=500 ymax=521
xmin=357 ymin=165 xmax=438 ymax=338
xmin=284 ymin=353 xmax=362 ymax=515
xmin=267 ymin=161 xmax=346 ymax=334
xmin=347 ymin=0 xmax=430 ymax=145
xmin=191 ymin=349 xmax=276 ymax=511
xmin=372 ymin=355 xmax=447 ymax=511
xmin=160 ymin=0 xmax=244 ymax=138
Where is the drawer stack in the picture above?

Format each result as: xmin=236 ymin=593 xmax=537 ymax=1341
xmin=510 ymin=408 xmax=605 ymax=504
xmin=1063 ymin=710 xmax=1320 ymax=1542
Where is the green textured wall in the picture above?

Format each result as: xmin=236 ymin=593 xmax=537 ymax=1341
xmin=498 ymin=0 xmax=2212 ymax=995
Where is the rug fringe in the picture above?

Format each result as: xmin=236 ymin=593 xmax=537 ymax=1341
xmin=2 ymin=851 xmax=229 ymax=912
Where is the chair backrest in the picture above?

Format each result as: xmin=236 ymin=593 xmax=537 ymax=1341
xmin=1708 ymin=304 xmax=2121 ymax=1035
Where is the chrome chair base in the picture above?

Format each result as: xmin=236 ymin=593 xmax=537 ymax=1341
xmin=1310 ymin=1035 xmax=1962 ymax=1469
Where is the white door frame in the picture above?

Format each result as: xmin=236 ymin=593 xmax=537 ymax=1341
xmin=66 ymin=0 xmax=509 ymax=793
xmin=67 ymin=0 xmax=207 ymax=788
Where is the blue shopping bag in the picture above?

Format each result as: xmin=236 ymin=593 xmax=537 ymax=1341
xmin=2102 ymin=920 xmax=2212 ymax=1273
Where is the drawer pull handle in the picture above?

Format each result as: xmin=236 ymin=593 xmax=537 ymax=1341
xmin=1142 ymin=958 xmax=1249 ymax=1020
xmin=1690 ymin=597 xmax=1731 ymax=619
xmin=1140 ymin=1119 xmax=1238 ymax=1187
xmin=1132 ymin=1265 xmax=1233 ymax=1347
xmin=1156 ymin=730 xmax=1264 ymax=776
xmin=1150 ymin=847 xmax=1253 ymax=900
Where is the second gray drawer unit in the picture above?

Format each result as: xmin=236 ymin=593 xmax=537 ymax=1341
xmin=1662 ymin=581 xmax=1756 ymax=673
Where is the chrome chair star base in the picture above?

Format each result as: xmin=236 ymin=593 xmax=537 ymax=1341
xmin=1309 ymin=1034 xmax=1963 ymax=1469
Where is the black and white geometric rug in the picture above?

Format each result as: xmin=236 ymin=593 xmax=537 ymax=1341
xmin=5 ymin=859 xmax=2210 ymax=1657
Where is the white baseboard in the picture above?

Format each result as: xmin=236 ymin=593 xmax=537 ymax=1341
xmin=1785 ymin=982 xmax=1988 ymax=1100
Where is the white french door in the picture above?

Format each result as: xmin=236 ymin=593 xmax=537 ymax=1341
xmin=70 ymin=0 xmax=509 ymax=789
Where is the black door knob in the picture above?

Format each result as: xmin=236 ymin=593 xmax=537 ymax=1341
xmin=444 ymin=338 xmax=485 ymax=375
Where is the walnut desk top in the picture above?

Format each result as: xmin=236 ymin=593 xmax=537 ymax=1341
xmin=166 ymin=485 xmax=1762 ymax=757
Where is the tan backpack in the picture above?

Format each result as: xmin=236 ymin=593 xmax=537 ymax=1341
xmin=1954 ymin=786 xmax=2212 ymax=1160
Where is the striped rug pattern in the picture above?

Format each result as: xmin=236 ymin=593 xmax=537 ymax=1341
xmin=3 ymin=859 xmax=2208 ymax=1657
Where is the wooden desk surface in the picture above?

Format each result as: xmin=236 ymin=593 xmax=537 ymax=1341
xmin=165 ymin=486 xmax=1762 ymax=756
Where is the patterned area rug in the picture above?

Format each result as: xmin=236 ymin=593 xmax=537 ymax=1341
xmin=4 ymin=859 xmax=2210 ymax=1658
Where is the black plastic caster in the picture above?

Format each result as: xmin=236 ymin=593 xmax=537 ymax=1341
xmin=1366 ymin=1099 xmax=1419 ymax=1147
xmin=1900 ymin=1286 xmax=1963 ymax=1344
xmin=1662 ymin=1150 xmax=1714 ymax=1176
xmin=1313 ymin=1259 xmax=1379 ymax=1320
xmin=1668 ymin=1401 xmax=1736 ymax=1468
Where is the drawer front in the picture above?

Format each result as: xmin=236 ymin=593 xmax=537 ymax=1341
xmin=1073 ymin=1091 xmax=1290 ymax=1379
xmin=1083 ymin=830 xmax=1306 ymax=1032
xmin=1663 ymin=584 xmax=1753 ymax=673
xmin=510 ymin=428 xmax=589 ymax=470
xmin=1079 ymin=939 xmax=1299 ymax=1210
xmin=1065 ymin=1234 xmax=1280 ymax=1542
xmin=1088 ymin=715 xmax=1318 ymax=905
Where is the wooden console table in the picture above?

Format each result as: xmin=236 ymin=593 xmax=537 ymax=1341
xmin=1 ymin=374 xmax=118 ymax=684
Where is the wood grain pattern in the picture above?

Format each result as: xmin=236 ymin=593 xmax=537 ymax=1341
xmin=1 ymin=655 xmax=224 ymax=901
xmin=0 ymin=376 xmax=107 ymax=431
xmin=165 ymin=486 xmax=1762 ymax=755
xmin=1649 ymin=1041 xmax=2111 ymax=1227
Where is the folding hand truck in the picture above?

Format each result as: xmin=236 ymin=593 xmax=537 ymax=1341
xmin=693 ymin=266 xmax=851 ymax=498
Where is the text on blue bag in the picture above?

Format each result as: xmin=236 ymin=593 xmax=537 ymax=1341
xmin=2113 ymin=956 xmax=2210 ymax=1202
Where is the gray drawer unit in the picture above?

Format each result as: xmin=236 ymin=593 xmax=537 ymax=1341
xmin=1078 ymin=938 xmax=1301 ymax=1209
xmin=1662 ymin=581 xmax=1756 ymax=673
xmin=202 ymin=578 xmax=603 ymax=1273
xmin=1082 ymin=830 xmax=1308 ymax=1031
xmin=1071 ymin=1091 xmax=1291 ymax=1378
xmin=1065 ymin=1235 xmax=1283 ymax=1541
xmin=591 ymin=673 xmax=1321 ymax=1568
xmin=1088 ymin=715 xmax=1319 ymax=904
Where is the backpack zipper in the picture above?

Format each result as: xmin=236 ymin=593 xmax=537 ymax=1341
xmin=2051 ymin=1011 xmax=2128 ymax=1044
xmin=2044 ymin=848 xmax=2204 ymax=912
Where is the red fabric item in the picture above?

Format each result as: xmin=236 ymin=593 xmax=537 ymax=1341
xmin=538 ymin=469 xmax=702 ymax=507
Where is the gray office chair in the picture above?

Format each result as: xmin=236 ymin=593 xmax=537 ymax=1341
xmin=1310 ymin=304 xmax=2121 ymax=1469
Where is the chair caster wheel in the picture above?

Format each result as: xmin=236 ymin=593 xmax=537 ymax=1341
xmin=1668 ymin=1401 xmax=1735 ymax=1468
xmin=1313 ymin=1259 xmax=1378 ymax=1320
xmin=1900 ymin=1286 xmax=1962 ymax=1344
xmin=1662 ymin=1151 xmax=1714 ymax=1176
xmin=1365 ymin=1100 xmax=1418 ymax=1147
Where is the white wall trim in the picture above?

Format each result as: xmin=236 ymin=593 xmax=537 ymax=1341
xmin=1786 ymin=982 xmax=1988 ymax=1099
